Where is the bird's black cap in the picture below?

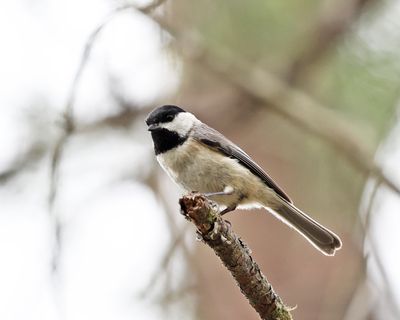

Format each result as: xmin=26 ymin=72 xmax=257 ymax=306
xmin=145 ymin=105 xmax=186 ymax=125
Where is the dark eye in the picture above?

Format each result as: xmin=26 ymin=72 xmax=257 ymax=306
xmin=165 ymin=114 xmax=174 ymax=121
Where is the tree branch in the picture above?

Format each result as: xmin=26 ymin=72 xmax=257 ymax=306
xmin=179 ymin=193 xmax=293 ymax=320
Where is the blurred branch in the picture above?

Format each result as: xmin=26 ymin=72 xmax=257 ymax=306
xmin=49 ymin=0 xmax=168 ymax=210
xmin=5 ymin=0 xmax=167 ymax=196
xmin=287 ymin=0 xmax=376 ymax=84
xmin=140 ymin=224 xmax=190 ymax=298
xmin=0 ymin=103 xmax=151 ymax=186
xmin=365 ymin=235 xmax=400 ymax=318
xmin=360 ymin=180 xmax=400 ymax=318
xmin=48 ymin=0 xmax=168 ymax=271
xmin=343 ymin=277 xmax=374 ymax=320
xmin=180 ymin=193 xmax=293 ymax=320
xmin=140 ymin=167 xmax=198 ymax=300
xmin=140 ymin=0 xmax=168 ymax=14
xmin=76 ymin=106 xmax=152 ymax=133
xmin=0 ymin=143 xmax=46 ymax=184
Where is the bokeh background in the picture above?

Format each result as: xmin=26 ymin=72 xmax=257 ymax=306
xmin=1 ymin=0 xmax=400 ymax=319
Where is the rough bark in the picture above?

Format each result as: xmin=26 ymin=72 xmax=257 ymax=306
xmin=179 ymin=193 xmax=293 ymax=320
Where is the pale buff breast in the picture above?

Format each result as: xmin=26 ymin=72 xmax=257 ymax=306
xmin=156 ymin=138 xmax=277 ymax=209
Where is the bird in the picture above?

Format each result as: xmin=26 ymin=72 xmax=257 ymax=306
xmin=145 ymin=105 xmax=342 ymax=255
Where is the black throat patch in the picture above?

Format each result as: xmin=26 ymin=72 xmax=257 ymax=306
xmin=151 ymin=128 xmax=187 ymax=155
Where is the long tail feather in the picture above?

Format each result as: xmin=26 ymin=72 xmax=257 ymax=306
xmin=271 ymin=202 xmax=342 ymax=256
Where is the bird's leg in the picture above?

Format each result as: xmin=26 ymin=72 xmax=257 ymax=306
xmin=203 ymin=191 xmax=229 ymax=197
xmin=220 ymin=204 xmax=237 ymax=216
xmin=202 ymin=186 xmax=243 ymax=216
xmin=203 ymin=186 xmax=234 ymax=198
xmin=220 ymin=193 xmax=245 ymax=216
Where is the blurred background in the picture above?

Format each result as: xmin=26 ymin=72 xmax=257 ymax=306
xmin=1 ymin=0 xmax=400 ymax=319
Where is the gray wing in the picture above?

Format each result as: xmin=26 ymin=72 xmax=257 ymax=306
xmin=192 ymin=123 xmax=293 ymax=204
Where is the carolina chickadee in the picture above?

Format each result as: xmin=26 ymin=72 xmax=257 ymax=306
xmin=146 ymin=105 xmax=342 ymax=256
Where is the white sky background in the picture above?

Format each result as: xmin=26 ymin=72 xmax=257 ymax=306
xmin=0 ymin=1 xmax=188 ymax=320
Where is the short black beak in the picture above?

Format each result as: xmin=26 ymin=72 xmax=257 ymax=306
xmin=147 ymin=123 xmax=159 ymax=131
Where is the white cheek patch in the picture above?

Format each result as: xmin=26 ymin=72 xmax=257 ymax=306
xmin=159 ymin=112 xmax=198 ymax=136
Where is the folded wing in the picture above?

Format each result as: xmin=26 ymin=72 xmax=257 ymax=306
xmin=193 ymin=123 xmax=293 ymax=204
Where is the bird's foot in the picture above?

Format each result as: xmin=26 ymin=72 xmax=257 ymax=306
xmin=220 ymin=204 xmax=237 ymax=216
